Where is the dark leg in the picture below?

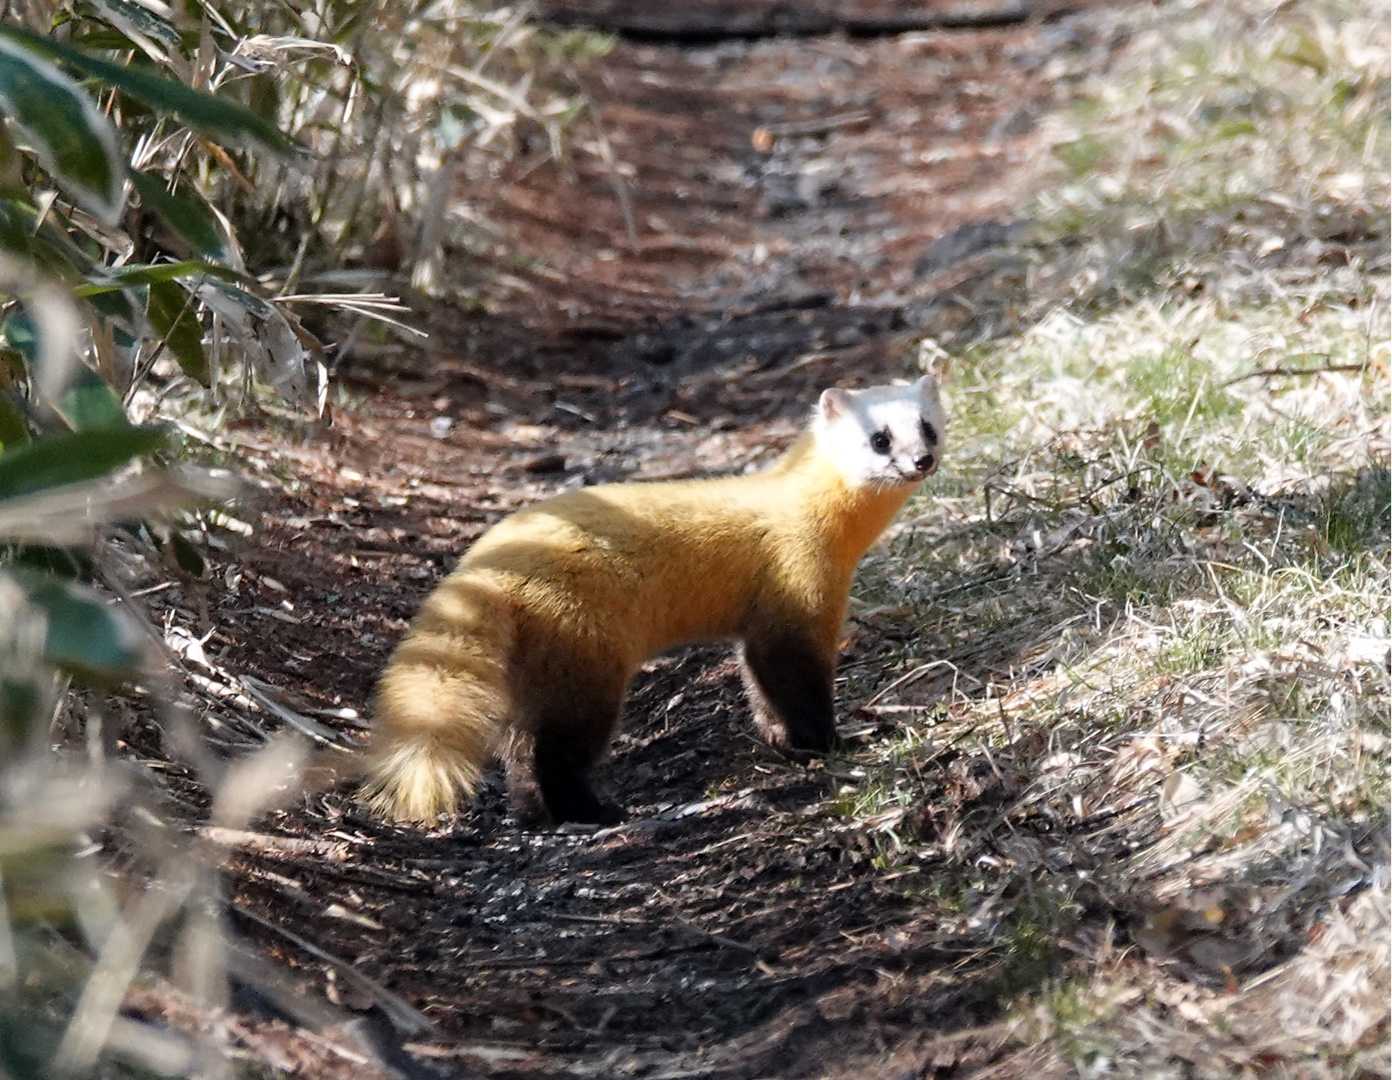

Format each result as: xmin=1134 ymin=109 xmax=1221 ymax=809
xmin=508 ymin=640 xmax=627 ymax=827
xmin=533 ymin=727 xmax=623 ymax=825
xmin=740 ymin=633 xmax=837 ymax=752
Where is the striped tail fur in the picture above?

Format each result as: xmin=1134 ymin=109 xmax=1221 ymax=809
xmin=360 ymin=575 xmax=516 ymax=822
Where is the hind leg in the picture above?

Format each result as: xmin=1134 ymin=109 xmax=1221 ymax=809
xmin=511 ymin=660 xmax=626 ymax=826
xmin=534 ymin=725 xmax=623 ymax=825
xmin=504 ymin=724 xmax=619 ymax=827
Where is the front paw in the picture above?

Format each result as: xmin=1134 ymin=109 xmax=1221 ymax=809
xmin=583 ymin=800 xmax=625 ymax=827
xmin=787 ymin=727 xmax=838 ymax=755
xmin=546 ymin=792 xmax=626 ymax=827
xmin=765 ymin=717 xmax=837 ymax=756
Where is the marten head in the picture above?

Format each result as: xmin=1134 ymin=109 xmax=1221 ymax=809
xmin=813 ymin=375 xmax=946 ymax=491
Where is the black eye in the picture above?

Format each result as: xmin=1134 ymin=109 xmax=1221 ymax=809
xmin=921 ymin=420 xmax=938 ymax=444
xmin=870 ymin=430 xmax=892 ymax=454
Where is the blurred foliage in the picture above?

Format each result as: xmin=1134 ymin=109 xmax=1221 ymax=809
xmin=0 ymin=0 xmax=605 ymax=1073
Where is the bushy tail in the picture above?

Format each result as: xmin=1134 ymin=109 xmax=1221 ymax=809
xmin=360 ymin=576 xmax=516 ymax=822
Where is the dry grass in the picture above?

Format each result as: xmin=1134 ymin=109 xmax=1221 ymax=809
xmin=834 ymin=0 xmax=1390 ymax=1073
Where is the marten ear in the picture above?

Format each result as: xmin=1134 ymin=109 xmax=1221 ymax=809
xmin=818 ymin=387 xmax=852 ymax=420
xmin=913 ymin=374 xmax=940 ymax=402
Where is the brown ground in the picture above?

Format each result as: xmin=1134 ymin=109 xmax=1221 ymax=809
xmin=126 ymin=5 xmax=1144 ymax=1076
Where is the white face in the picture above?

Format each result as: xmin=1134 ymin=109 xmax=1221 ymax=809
xmin=812 ymin=376 xmax=946 ymax=491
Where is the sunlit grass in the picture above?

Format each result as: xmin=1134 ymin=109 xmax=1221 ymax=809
xmin=839 ymin=0 xmax=1389 ymax=1072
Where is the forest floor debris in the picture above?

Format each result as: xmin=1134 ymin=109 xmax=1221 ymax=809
xmin=91 ymin=1 xmax=1390 ymax=1075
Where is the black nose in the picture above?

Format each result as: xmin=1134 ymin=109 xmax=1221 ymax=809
xmin=915 ymin=453 xmax=936 ymax=474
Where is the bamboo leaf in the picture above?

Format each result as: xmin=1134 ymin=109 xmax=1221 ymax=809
xmin=87 ymin=0 xmax=183 ymax=64
xmin=129 ymin=171 xmax=227 ymax=260
xmin=0 ymin=36 xmax=125 ymax=224
xmin=0 ymin=392 xmax=28 ymax=449
xmin=0 ymin=26 xmax=298 ymax=155
xmin=0 ymin=198 xmax=93 ymax=280
xmin=5 ymin=569 xmax=146 ymax=681
xmin=0 ymin=292 xmax=82 ymax=406
xmin=51 ymin=365 xmax=128 ymax=432
xmin=0 ymin=426 xmax=163 ymax=501
xmin=73 ymin=260 xmax=242 ymax=295
xmin=147 ymin=280 xmax=209 ymax=386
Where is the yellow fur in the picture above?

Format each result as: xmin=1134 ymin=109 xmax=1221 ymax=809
xmin=362 ymin=431 xmax=916 ymax=823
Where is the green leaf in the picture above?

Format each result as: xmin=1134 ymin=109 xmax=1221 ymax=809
xmin=1213 ymin=119 xmax=1258 ymax=140
xmin=1051 ymin=134 xmax=1106 ymax=178
xmin=6 ymin=568 xmax=145 ymax=680
xmin=1 ymin=309 xmax=40 ymax=365
xmin=147 ymin=279 xmax=209 ymax=385
xmin=0 ymin=26 xmax=298 ymax=155
xmin=1277 ymin=31 xmax=1329 ymax=76
xmin=0 ymin=675 xmax=44 ymax=749
xmin=73 ymin=259 xmax=243 ymax=294
xmin=0 ymin=35 xmax=123 ymax=224
xmin=0 ymin=391 xmax=28 ymax=448
xmin=51 ymin=365 xmax=128 ymax=431
xmin=0 ymin=197 xmax=92 ymax=279
xmin=0 ymin=425 xmax=163 ymax=501
xmin=0 ymin=35 xmax=124 ymax=224
xmin=0 ymin=116 xmax=22 ymax=195
xmin=129 ymin=169 xmax=227 ymax=259
xmin=0 ymin=304 xmax=82 ymax=406
xmin=86 ymin=281 xmax=142 ymax=336
xmin=0 ymin=1006 xmax=73 ymax=1080
xmin=87 ymin=0 xmax=183 ymax=57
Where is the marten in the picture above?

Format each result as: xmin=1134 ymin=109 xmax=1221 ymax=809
xmin=362 ymin=375 xmax=946 ymax=826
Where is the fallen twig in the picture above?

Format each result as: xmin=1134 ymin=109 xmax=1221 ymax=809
xmin=199 ymin=826 xmax=352 ymax=862
xmin=230 ymin=902 xmax=433 ymax=1036
xmin=1221 ymin=361 xmax=1366 ymax=387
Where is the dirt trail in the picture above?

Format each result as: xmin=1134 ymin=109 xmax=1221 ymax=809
xmin=147 ymin=7 xmax=1136 ymax=1076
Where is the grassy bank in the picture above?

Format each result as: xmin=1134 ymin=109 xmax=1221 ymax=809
xmin=841 ymin=1 xmax=1390 ymax=1072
